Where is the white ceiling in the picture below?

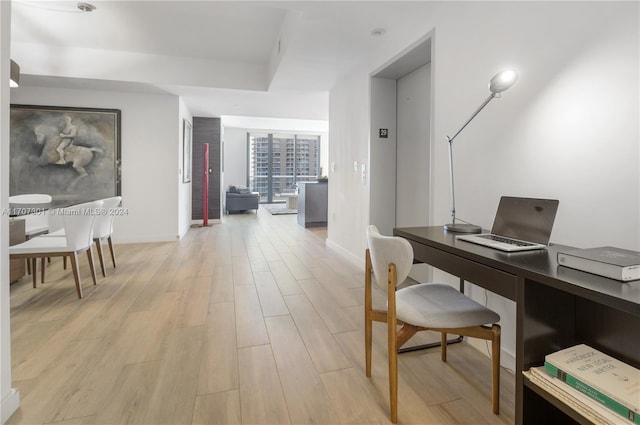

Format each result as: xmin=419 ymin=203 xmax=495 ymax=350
xmin=10 ymin=1 xmax=434 ymax=121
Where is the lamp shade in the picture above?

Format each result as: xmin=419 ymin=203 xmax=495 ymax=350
xmin=489 ymin=69 xmax=517 ymax=94
xmin=10 ymin=59 xmax=20 ymax=88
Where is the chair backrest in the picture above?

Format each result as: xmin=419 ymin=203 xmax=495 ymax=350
xmin=366 ymin=225 xmax=414 ymax=290
xmin=48 ymin=209 xmax=65 ymax=233
xmin=63 ymin=200 xmax=103 ymax=250
xmin=93 ymin=196 xmax=122 ymax=239
xmin=49 ymin=200 xmax=96 ymax=233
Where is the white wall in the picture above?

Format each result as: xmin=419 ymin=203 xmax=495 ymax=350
xmin=178 ymin=98 xmax=193 ymax=237
xmin=327 ymin=70 xmax=371 ymax=265
xmin=10 ymin=87 xmax=183 ymax=243
xmin=1 ymin=2 xmax=20 ymax=423
xmin=430 ymin=2 xmax=639 ymax=249
xmin=328 ymin=1 xmax=639 ymax=369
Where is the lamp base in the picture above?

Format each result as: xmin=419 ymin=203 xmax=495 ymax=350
xmin=444 ymin=223 xmax=482 ymax=233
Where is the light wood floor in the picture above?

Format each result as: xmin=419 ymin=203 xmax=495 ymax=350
xmin=8 ymin=208 xmax=515 ymax=425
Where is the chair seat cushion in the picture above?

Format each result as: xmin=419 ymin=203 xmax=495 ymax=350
xmin=395 ymin=283 xmax=500 ymax=329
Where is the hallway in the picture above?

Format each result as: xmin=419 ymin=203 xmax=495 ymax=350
xmin=8 ymin=209 xmax=514 ymax=424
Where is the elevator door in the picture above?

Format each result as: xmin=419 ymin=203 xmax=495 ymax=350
xmin=396 ymin=63 xmax=431 ymax=227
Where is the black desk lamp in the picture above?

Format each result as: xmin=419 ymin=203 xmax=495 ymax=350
xmin=444 ymin=69 xmax=518 ymax=233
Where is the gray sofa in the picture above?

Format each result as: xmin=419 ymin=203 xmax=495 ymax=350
xmin=225 ymin=191 xmax=259 ymax=213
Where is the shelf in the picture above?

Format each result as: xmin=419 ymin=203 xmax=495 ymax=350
xmin=524 ymin=374 xmax=595 ymax=425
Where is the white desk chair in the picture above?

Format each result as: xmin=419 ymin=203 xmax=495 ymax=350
xmin=365 ymin=225 xmax=501 ymax=423
xmin=9 ymin=200 xmax=103 ymax=299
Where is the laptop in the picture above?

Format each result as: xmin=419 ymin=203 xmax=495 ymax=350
xmin=456 ymin=197 xmax=559 ymax=252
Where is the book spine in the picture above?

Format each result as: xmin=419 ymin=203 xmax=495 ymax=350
xmin=545 ymin=362 xmax=640 ymax=425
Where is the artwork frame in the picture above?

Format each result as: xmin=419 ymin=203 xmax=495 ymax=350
xmin=10 ymin=104 xmax=121 ymax=208
xmin=183 ymin=119 xmax=192 ymax=183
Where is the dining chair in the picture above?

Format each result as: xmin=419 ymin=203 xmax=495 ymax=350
xmin=92 ymin=196 xmax=122 ymax=276
xmin=365 ymin=225 xmax=501 ymax=423
xmin=9 ymin=200 xmax=103 ymax=299
xmin=43 ymin=198 xmax=122 ymax=276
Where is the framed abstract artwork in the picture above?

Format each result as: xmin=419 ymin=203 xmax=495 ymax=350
xmin=10 ymin=104 xmax=121 ymax=208
xmin=183 ymin=119 xmax=192 ymax=183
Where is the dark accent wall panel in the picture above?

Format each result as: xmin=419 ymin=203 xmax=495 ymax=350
xmin=192 ymin=117 xmax=221 ymax=220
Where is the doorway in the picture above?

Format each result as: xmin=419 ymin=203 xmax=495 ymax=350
xmin=369 ymin=34 xmax=433 ymax=282
xmin=368 ymin=34 xmax=433 ymax=235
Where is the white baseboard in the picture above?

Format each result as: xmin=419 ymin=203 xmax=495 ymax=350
xmin=1 ymin=388 xmax=20 ymax=424
xmin=191 ymin=219 xmax=221 ymax=226
xmin=325 ymin=238 xmax=364 ymax=271
xmin=113 ymin=234 xmax=180 ymax=244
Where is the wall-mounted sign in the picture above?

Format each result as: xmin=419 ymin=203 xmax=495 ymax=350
xmin=379 ymin=128 xmax=388 ymax=138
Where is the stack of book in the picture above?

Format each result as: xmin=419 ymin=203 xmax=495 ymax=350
xmin=524 ymin=344 xmax=640 ymax=425
xmin=557 ymin=246 xmax=640 ymax=282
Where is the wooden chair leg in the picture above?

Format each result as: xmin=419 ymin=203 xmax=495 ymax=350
xmin=388 ymin=322 xmax=398 ymax=424
xmin=364 ymin=250 xmax=373 ymax=377
xmin=86 ymin=248 xmax=98 ymax=286
xmin=387 ymin=264 xmax=399 ymax=424
xmin=69 ymin=252 xmax=83 ymax=299
xmin=31 ymin=258 xmax=37 ymax=288
xmin=491 ymin=324 xmax=501 ymax=414
xmin=107 ymin=236 xmax=116 ymax=268
xmin=40 ymin=257 xmax=46 ymax=283
xmin=365 ymin=309 xmax=372 ymax=377
xmin=441 ymin=332 xmax=447 ymax=362
xmin=95 ymin=239 xmax=106 ymax=277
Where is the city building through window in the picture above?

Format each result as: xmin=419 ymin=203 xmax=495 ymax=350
xmin=248 ymin=132 xmax=321 ymax=204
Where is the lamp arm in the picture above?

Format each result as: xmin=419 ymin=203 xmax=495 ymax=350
xmin=448 ymin=92 xmax=497 ymax=144
xmin=446 ymin=92 xmax=497 ymax=224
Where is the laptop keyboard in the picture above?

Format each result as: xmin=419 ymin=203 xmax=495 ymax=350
xmin=478 ymin=234 xmax=534 ymax=247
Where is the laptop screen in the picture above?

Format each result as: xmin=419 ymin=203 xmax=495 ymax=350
xmin=491 ymin=197 xmax=559 ymax=244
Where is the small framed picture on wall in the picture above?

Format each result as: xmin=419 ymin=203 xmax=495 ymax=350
xmin=183 ymin=119 xmax=192 ymax=183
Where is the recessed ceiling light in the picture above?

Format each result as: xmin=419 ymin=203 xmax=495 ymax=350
xmin=77 ymin=2 xmax=96 ymax=12
xmin=371 ymin=28 xmax=386 ymax=37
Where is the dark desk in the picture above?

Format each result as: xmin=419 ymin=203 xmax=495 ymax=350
xmin=394 ymin=226 xmax=640 ymax=425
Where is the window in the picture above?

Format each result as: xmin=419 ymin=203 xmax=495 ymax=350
xmin=248 ymin=132 xmax=321 ymax=203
